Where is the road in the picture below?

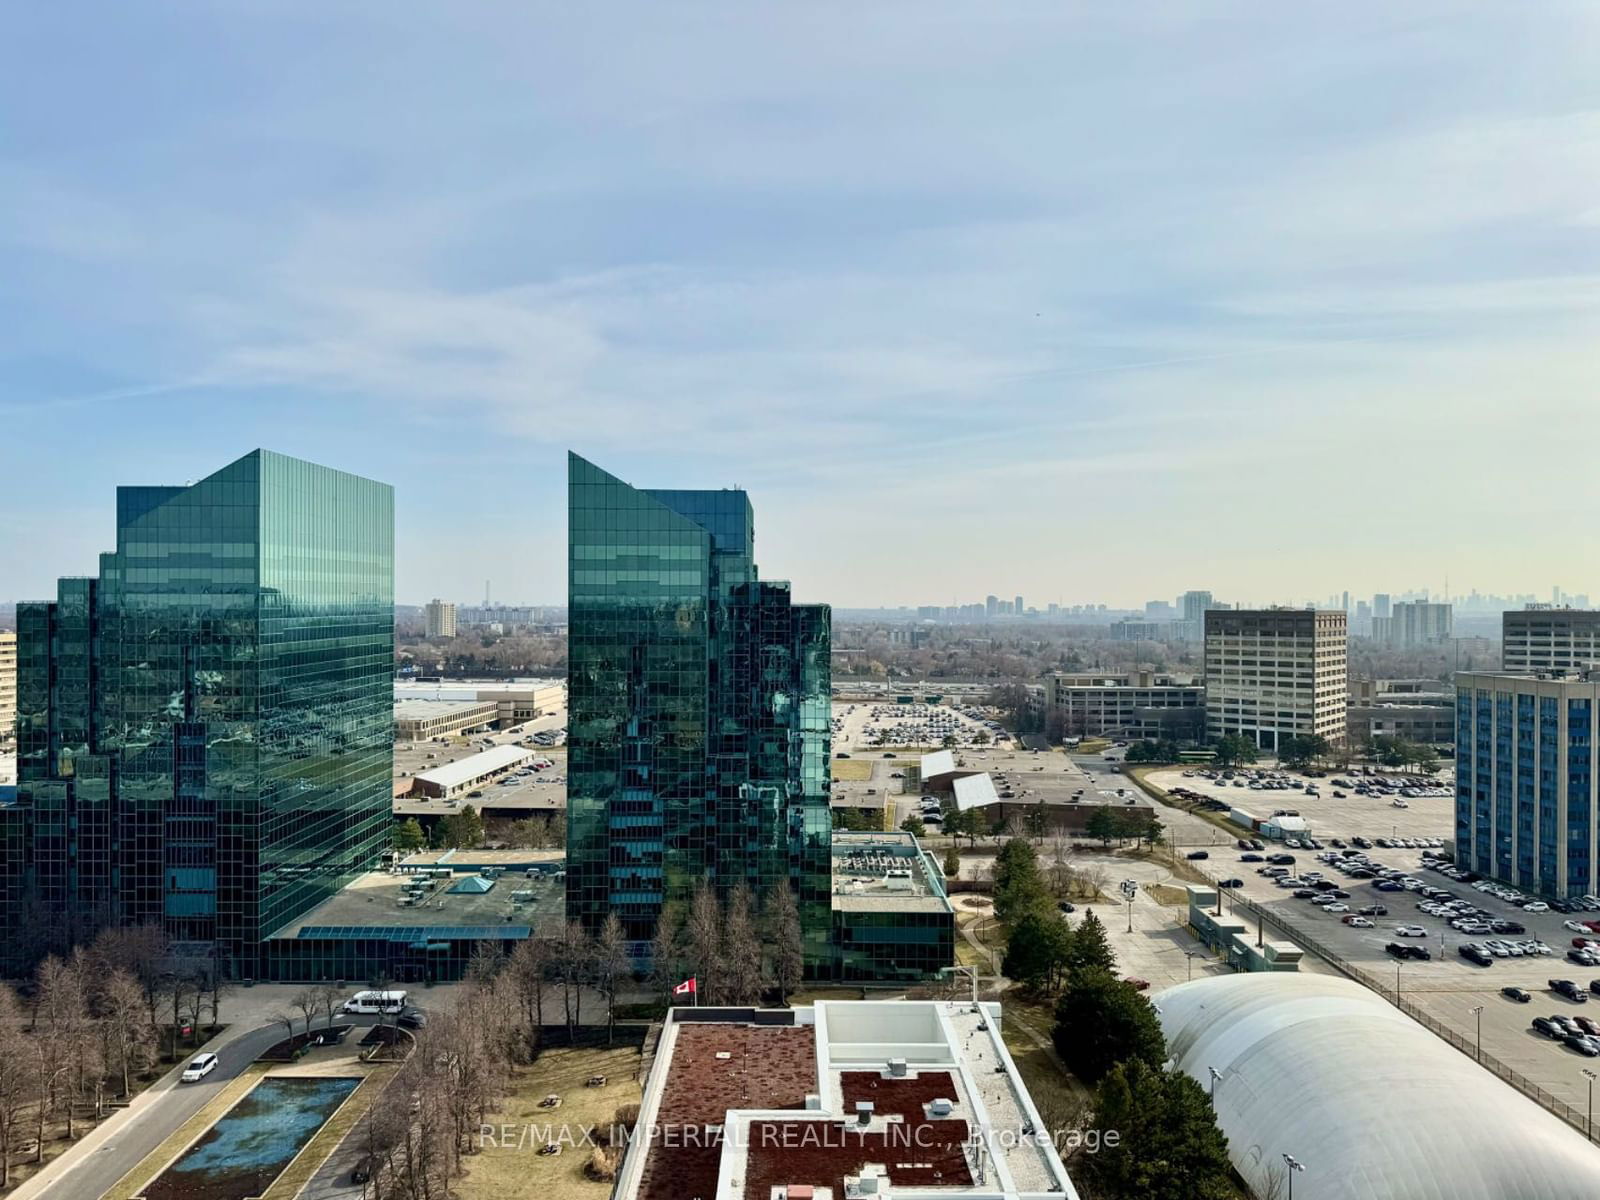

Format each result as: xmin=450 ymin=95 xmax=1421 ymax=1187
xmin=14 ymin=1016 xmax=384 ymax=1200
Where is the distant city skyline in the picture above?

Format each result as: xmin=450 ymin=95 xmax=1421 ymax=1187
xmin=4 ymin=6 xmax=1599 ymax=608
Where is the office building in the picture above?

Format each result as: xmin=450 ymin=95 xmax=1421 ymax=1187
xmin=1379 ymin=601 xmax=1452 ymax=647
xmin=1204 ymin=608 xmax=1348 ymax=751
xmin=2 ymin=450 xmax=394 ymax=976
xmin=615 ymin=999 xmax=1079 ymax=1200
xmin=1014 ymin=593 xmax=1023 ymax=615
xmin=1347 ymin=679 xmax=1456 ymax=747
xmin=0 ymin=631 xmax=15 ymax=749
xmin=566 ymin=454 xmax=833 ymax=967
xmin=1177 ymin=589 xmax=1215 ymax=641
xmin=985 ymin=594 xmax=999 ymax=618
xmin=1374 ymin=593 xmax=1392 ymax=620
xmin=1045 ymin=670 xmax=1204 ymax=740
xmin=423 ymin=597 xmax=457 ymax=638
xmin=1110 ymin=618 xmax=1166 ymax=641
xmin=1503 ymin=607 xmax=1600 ymax=674
xmin=1455 ymin=669 xmax=1600 ymax=898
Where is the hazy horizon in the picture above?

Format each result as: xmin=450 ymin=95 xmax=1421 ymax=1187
xmin=4 ymin=4 xmax=1597 ymax=608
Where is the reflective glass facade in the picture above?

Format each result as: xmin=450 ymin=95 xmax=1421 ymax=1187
xmin=566 ymin=454 xmax=832 ymax=967
xmin=2 ymin=451 xmax=393 ymax=976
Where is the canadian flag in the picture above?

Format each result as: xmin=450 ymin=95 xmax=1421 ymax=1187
xmin=672 ymin=977 xmax=697 ymax=998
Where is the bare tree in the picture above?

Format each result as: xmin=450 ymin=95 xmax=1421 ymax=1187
xmin=721 ymin=883 xmax=763 ymax=1006
xmin=648 ymin=904 xmax=682 ymax=1000
xmin=506 ymin=937 xmax=550 ymax=1060
xmin=0 ymin=986 xmax=37 ymax=1188
xmin=291 ymin=988 xmax=318 ymax=1042
xmin=205 ymin=962 xmax=231 ymax=1034
xmin=99 ymin=969 xmax=151 ymax=1098
xmin=558 ymin=920 xmax=592 ymax=1044
xmin=764 ymin=882 xmax=804 ymax=1005
xmin=593 ymin=914 xmax=629 ymax=1045
xmin=684 ymin=882 xmax=722 ymax=1004
xmin=315 ymin=982 xmax=344 ymax=1030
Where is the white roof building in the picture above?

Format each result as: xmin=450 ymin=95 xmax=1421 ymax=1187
xmin=412 ymin=744 xmax=533 ymax=798
xmin=952 ymin=773 xmax=1001 ymax=812
xmin=1157 ymin=973 xmax=1600 ymax=1200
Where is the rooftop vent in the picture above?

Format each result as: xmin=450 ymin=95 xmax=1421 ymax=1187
xmin=887 ymin=1058 xmax=906 ymax=1077
xmin=929 ymin=1098 xmax=953 ymax=1117
xmin=856 ymin=1101 xmax=874 ymax=1126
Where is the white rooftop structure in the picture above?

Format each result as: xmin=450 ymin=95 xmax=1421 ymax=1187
xmin=919 ymin=749 xmax=957 ymax=779
xmin=412 ymin=744 xmax=533 ymax=796
xmin=952 ymin=772 xmax=1000 ymax=812
xmin=1157 ymin=973 xmax=1600 ymax=1200
xmin=618 ymin=1000 xmax=1078 ymax=1200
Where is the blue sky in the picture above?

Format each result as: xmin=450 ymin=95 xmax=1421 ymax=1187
xmin=4 ymin=3 xmax=1598 ymax=608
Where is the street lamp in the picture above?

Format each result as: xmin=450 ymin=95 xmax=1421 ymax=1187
xmin=1470 ymin=1005 xmax=1484 ymax=1062
xmin=1185 ymin=950 xmax=1197 ymax=982
xmin=1208 ymin=1065 xmax=1222 ymax=1102
xmin=1282 ymin=1153 xmax=1306 ymax=1200
xmin=1584 ymin=1069 xmax=1597 ymax=1143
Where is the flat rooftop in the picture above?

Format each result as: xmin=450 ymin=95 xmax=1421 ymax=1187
xmin=620 ymin=1002 xmax=1076 ymax=1200
xmin=830 ymin=832 xmax=952 ymax=915
xmin=414 ymin=743 xmax=535 ymax=789
xmin=269 ymin=867 xmax=566 ymax=940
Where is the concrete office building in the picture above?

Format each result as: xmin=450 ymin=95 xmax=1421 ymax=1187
xmin=1 ymin=450 xmax=394 ymax=977
xmin=1044 ymin=670 xmax=1204 ymax=740
xmin=423 ymin=597 xmax=457 ymax=638
xmin=1204 ymin=608 xmax=1348 ymax=751
xmin=566 ymin=454 xmax=833 ymax=967
xmin=393 ymin=699 xmax=500 ymax=741
xmin=1455 ymin=669 xmax=1600 ymax=898
xmin=0 ymin=631 xmax=15 ymax=750
xmin=1502 ymin=606 xmax=1600 ymax=674
xmin=1346 ymin=678 xmax=1456 ymax=746
xmin=393 ymin=678 xmax=565 ymax=728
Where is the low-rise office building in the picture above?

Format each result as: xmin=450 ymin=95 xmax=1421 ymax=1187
xmin=393 ymin=678 xmax=565 ymax=727
xmin=1347 ymin=678 xmax=1455 ymax=746
xmin=1455 ymin=669 xmax=1600 ymax=898
xmin=394 ymin=698 xmax=500 ymax=741
xmin=1205 ymin=608 xmax=1348 ymax=751
xmin=409 ymin=744 xmax=535 ymax=799
xmin=830 ymin=832 xmax=955 ymax=983
xmin=1044 ymin=670 xmax=1204 ymax=739
xmin=1502 ymin=606 xmax=1600 ymax=674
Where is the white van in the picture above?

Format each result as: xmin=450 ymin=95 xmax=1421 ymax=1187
xmin=342 ymin=990 xmax=408 ymax=1014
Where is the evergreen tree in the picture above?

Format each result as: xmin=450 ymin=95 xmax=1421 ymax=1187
xmin=392 ymin=817 xmax=426 ymax=853
xmin=993 ymin=839 xmax=1050 ymax=925
xmin=1063 ymin=910 xmax=1117 ymax=975
xmin=1052 ymin=967 xmax=1163 ymax=1083
xmin=942 ymin=847 xmax=961 ymax=879
xmin=1002 ymin=908 xmax=1070 ymax=991
xmin=1082 ymin=1058 xmax=1234 ymax=1200
xmin=1085 ymin=806 xmax=1117 ymax=847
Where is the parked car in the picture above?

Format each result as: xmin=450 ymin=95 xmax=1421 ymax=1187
xmin=1501 ymin=986 xmax=1531 ymax=1003
xmin=1186 ymin=851 xmax=1209 ymax=861
xmin=181 ymin=1053 xmax=218 ymax=1083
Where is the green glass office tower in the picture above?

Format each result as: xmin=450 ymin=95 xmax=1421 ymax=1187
xmin=3 ymin=451 xmax=393 ymax=976
xmin=566 ymin=454 xmax=832 ymax=967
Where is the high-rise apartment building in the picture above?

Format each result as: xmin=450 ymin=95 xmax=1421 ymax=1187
xmin=1374 ymin=593 xmax=1392 ymax=620
xmin=1503 ymin=607 xmax=1600 ymax=674
xmin=1204 ymin=608 xmax=1348 ymax=751
xmin=1014 ymin=594 xmax=1024 ymax=615
xmin=1178 ymin=589 xmax=1216 ymax=641
xmin=985 ymin=594 xmax=999 ymax=619
xmin=0 ymin=631 xmax=16 ymax=749
xmin=565 ymin=454 xmax=832 ymax=966
xmin=1455 ymin=670 xmax=1599 ymax=898
xmin=1 ymin=451 xmax=394 ymax=975
xmin=1383 ymin=601 xmax=1453 ymax=647
xmin=423 ymin=597 xmax=457 ymax=638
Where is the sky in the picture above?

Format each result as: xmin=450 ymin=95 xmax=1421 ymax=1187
xmin=3 ymin=3 xmax=1598 ymax=609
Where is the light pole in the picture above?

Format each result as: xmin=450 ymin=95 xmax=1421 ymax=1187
xmin=1584 ymin=1068 xmax=1597 ymax=1142
xmin=1208 ymin=1065 xmax=1221 ymax=1103
xmin=1185 ymin=950 xmax=1197 ymax=982
xmin=1395 ymin=961 xmax=1401 ymax=1001
xmin=1470 ymin=1005 xmax=1483 ymax=1061
xmin=1282 ymin=1153 xmax=1305 ymax=1200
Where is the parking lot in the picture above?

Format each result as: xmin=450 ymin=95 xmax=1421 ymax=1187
xmin=832 ymin=701 xmax=1010 ymax=751
xmin=394 ymin=713 xmax=568 ymax=820
xmin=1145 ymin=765 xmax=1453 ymax=843
xmin=1192 ymin=839 xmax=1600 ymax=1123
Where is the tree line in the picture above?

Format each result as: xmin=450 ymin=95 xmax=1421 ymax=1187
xmin=0 ymin=924 xmax=224 ymax=1187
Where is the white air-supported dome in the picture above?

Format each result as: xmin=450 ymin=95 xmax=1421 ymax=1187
xmin=1155 ymin=973 xmax=1600 ymax=1200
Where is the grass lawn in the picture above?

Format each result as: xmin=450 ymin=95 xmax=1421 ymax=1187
xmin=1070 ymin=738 xmax=1110 ymax=755
xmin=457 ymin=1042 xmax=644 ymax=1200
xmin=1144 ymin=883 xmax=1190 ymax=907
xmin=830 ymin=759 xmax=875 ymax=781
